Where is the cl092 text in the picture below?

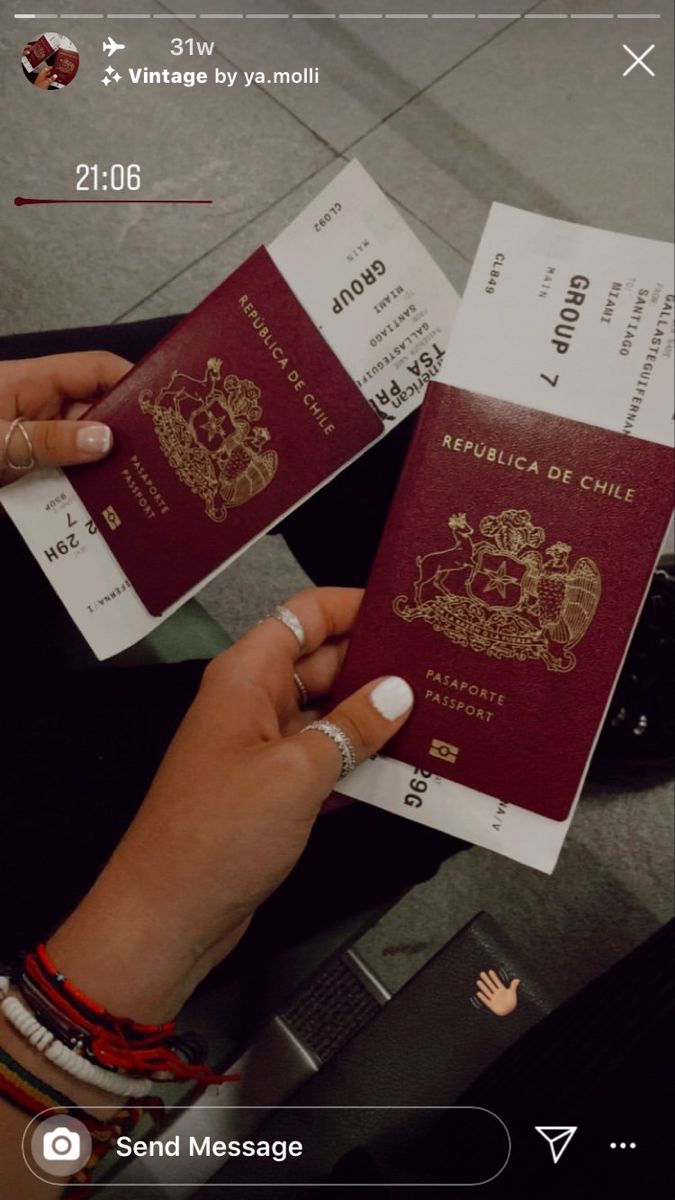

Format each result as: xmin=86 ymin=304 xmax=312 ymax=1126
xmin=313 ymin=202 xmax=342 ymax=233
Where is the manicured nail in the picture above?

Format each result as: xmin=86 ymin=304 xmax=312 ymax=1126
xmin=77 ymin=425 xmax=112 ymax=455
xmin=369 ymin=676 xmax=414 ymax=721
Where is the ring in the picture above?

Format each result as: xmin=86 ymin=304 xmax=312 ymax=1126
xmin=270 ymin=605 xmax=306 ymax=651
xmin=293 ymin=672 xmax=309 ymax=707
xmin=304 ymin=720 xmax=357 ymax=780
xmin=3 ymin=418 xmax=35 ymax=472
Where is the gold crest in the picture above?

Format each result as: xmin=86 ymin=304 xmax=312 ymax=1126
xmin=393 ymin=508 xmax=601 ymax=673
xmin=138 ymin=357 xmax=278 ymax=523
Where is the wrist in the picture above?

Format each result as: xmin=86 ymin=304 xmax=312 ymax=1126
xmin=44 ymin=871 xmax=246 ymax=1024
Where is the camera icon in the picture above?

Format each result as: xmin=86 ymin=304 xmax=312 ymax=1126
xmin=43 ymin=1126 xmax=81 ymax=1161
xmin=30 ymin=1114 xmax=92 ymax=1177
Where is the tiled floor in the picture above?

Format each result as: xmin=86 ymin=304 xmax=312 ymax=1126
xmin=2 ymin=0 xmax=673 ymax=1003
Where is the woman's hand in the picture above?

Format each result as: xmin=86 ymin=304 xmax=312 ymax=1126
xmin=33 ymin=67 xmax=56 ymax=89
xmin=0 ymin=352 xmax=131 ymax=485
xmin=48 ymin=588 xmax=414 ymax=1023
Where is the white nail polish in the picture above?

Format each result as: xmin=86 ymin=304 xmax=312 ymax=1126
xmin=369 ymin=676 xmax=414 ymax=721
xmin=77 ymin=425 xmax=112 ymax=455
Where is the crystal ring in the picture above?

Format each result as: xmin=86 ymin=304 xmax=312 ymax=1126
xmin=304 ymin=720 xmax=357 ymax=780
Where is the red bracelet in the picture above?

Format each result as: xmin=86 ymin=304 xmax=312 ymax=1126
xmin=16 ymin=947 xmax=239 ymax=1087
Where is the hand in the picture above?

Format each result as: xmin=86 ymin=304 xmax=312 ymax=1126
xmin=47 ymin=588 xmax=415 ymax=1023
xmin=0 ymin=352 xmax=131 ymax=484
xmin=475 ymin=970 xmax=520 ymax=1016
xmin=33 ymin=66 xmax=56 ymax=88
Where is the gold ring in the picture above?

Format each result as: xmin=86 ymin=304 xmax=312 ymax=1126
xmin=3 ymin=418 xmax=35 ymax=471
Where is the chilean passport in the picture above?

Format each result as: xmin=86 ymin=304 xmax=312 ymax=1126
xmin=64 ymin=247 xmax=383 ymax=615
xmin=333 ymin=385 xmax=673 ymax=822
xmin=2 ymin=160 xmax=457 ymax=657
xmin=25 ymin=35 xmax=54 ymax=70
xmin=52 ymin=48 xmax=79 ymax=84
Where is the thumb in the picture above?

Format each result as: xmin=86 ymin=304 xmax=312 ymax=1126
xmin=13 ymin=419 xmax=113 ymax=470
xmin=509 ymin=978 xmax=520 ymax=992
xmin=295 ymin=675 xmax=414 ymax=792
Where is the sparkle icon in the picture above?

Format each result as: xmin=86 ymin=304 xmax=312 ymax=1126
xmin=101 ymin=65 xmax=122 ymax=86
xmin=535 ymin=1126 xmax=577 ymax=1165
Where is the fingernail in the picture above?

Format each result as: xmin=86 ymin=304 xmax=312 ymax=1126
xmin=77 ymin=425 xmax=112 ymax=455
xmin=369 ymin=676 xmax=414 ymax=721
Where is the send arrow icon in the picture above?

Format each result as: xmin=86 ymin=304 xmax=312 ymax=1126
xmin=535 ymin=1126 xmax=577 ymax=1164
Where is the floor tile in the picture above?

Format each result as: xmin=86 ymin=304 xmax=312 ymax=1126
xmin=349 ymin=0 xmax=673 ymax=259
xmin=1 ymin=3 xmax=331 ymax=334
xmin=157 ymin=0 xmax=533 ymax=151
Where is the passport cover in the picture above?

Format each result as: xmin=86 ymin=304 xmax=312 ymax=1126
xmin=66 ymin=247 xmax=383 ymax=614
xmin=52 ymin=48 xmax=79 ymax=83
xmin=334 ymin=385 xmax=674 ymax=821
xmin=25 ymin=36 xmax=54 ymax=69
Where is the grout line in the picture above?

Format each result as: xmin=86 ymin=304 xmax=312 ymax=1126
xmin=340 ymin=3 xmax=528 ymax=155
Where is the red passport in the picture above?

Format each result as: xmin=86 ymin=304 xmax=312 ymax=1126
xmin=334 ymin=385 xmax=674 ymax=821
xmin=52 ymin=48 xmax=79 ymax=84
xmin=66 ymin=248 xmax=383 ymax=614
xmin=25 ymin=36 xmax=54 ymax=69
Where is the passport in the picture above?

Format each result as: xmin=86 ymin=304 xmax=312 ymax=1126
xmin=333 ymin=385 xmax=673 ymax=822
xmin=52 ymin=48 xmax=79 ymax=84
xmin=25 ymin=36 xmax=54 ymax=69
xmin=2 ymin=160 xmax=457 ymax=659
xmin=65 ymin=247 xmax=383 ymax=615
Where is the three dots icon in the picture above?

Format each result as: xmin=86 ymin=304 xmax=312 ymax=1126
xmin=610 ymin=1142 xmax=637 ymax=1150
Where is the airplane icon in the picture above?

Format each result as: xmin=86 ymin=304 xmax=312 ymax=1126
xmin=102 ymin=37 xmax=125 ymax=58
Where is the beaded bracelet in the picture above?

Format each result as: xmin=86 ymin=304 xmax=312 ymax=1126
xmin=1 ymin=986 xmax=154 ymax=1098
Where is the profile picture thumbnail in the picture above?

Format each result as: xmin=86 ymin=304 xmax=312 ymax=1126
xmin=21 ymin=33 xmax=79 ymax=90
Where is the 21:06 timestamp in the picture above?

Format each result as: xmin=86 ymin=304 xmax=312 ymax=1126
xmin=76 ymin=164 xmax=141 ymax=192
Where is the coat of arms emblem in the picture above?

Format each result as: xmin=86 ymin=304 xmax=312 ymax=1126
xmin=393 ymin=508 xmax=601 ymax=673
xmin=138 ymin=357 xmax=278 ymax=522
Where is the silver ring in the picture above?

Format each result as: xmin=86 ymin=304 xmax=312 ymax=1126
xmin=293 ymin=672 xmax=309 ymax=707
xmin=270 ymin=605 xmax=306 ymax=650
xmin=304 ymin=720 xmax=357 ymax=780
xmin=3 ymin=418 xmax=35 ymax=472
